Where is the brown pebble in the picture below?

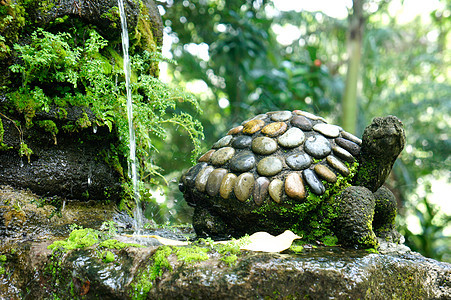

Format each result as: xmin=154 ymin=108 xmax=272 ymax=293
xmin=227 ymin=125 xmax=244 ymax=135
xmin=291 ymin=115 xmax=313 ymax=131
xmin=253 ymin=177 xmax=270 ymax=206
xmin=326 ymin=156 xmax=350 ymax=176
xmin=284 ymin=172 xmax=306 ymax=201
xmin=261 ymin=122 xmax=288 ymax=137
xmin=234 ymin=172 xmax=255 ymax=202
xmin=219 ymin=173 xmax=237 ymax=199
xmin=195 ymin=166 xmax=214 ymax=192
xmin=243 ymin=119 xmax=265 ymax=135
xmin=268 ymin=179 xmax=284 ymax=203
xmin=198 ymin=150 xmax=216 ymax=163
xmin=206 ymin=168 xmax=228 ymax=197
xmin=335 ymin=137 xmax=360 ymax=156
xmin=314 ymin=164 xmax=337 ymax=183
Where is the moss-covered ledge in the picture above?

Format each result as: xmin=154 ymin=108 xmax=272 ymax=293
xmin=1 ymin=238 xmax=450 ymax=299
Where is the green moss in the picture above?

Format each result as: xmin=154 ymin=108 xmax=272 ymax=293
xmin=131 ymin=246 xmax=173 ymax=300
xmin=98 ymin=239 xmax=143 ymax=250
xmin=174 ymin=246 xmax=209 ymax=263
xmin=102 ymin=250 xmax=115 ymax=263
xmin=0 ymin=267 xmax=5 ymax=275
xmin=289 ymin=244 xmax=304 ymax=253
xmin=0 ymin=254 xmax=6 ymax=262
xmin=48 ymin=228 xmax=100 ymax=252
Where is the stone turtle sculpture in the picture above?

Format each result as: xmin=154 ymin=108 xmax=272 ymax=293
xmin=180 ymin=110 xmax=406 ymax=249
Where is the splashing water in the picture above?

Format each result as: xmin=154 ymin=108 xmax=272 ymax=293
xmin=118 ymin=0 xmax=143 ymax=234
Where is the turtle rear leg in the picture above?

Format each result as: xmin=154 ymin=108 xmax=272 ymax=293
xmin=335 ymin=186 xmax=379 ymax=249
xmin=373 ymin=186 xmax=402 ymax=243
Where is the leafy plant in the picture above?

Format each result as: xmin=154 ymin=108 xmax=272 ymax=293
xmin=6 ymin=27 xmax=204 ymax=206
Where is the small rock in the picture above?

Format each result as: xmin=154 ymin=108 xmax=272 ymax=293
xmin=251 ymin=137 xmax=278 ymax=155
xmin=184 ymin=162 xmax=208 ymax=186
xmin=293 ymin=110 xmax=327 ymax=122
xmin=332 ymin=146 xmax=355 ymax=163
xmin=291 ymin=115 xmax=313 ymax=131
xmin=257 ymin=156 xmax=283 ymax=176
xmin=227 ymin=125 xmax=244 ymax=135
xmin=326 ymin=156 xmax=350 ymax=176
xmin=234 ymin=172 xmax=255 ymax=202
xmin=243 ymin=119 xmax=265 ymax=135
xmin=230 ymin=151 xmax=256 ymax=172
xmin=278 ymin=127 xmax=305 ymax=148
xmin=341 ymin=131 xmax=362 ymax=145
xmin=335 ymin=137 xmax=360 ymax=156
xmin=195 ymin=166 xmax=215 ymax=192
xmin=198 ymin=150 xmax=215 ymax=163
xmin=210 ymin=147 xmax=235 ymax=166
xmin=269 ymin=111 xmax=292 ymax=122
xmin=212 ymin=135 xmax=233 ymax=149
xmin=261 ymin=122 xmax=288 ymax=137
xmin=206 ymin=168 xmax=228 ymax=197
xmin=254 ymin=177 xmax=270 ymax=206
xmin=219 ymin=173 xmax=237 ymax=199
xmin=303 ymin=169 xmax=325 ymax=195
xmin=313 ymin=124 xmax=341 ymax=138
xmin=232 ymin=135 xmax=253 ymax=149
xmin=314 ymin=164 xmax=337 ymax=183
xmin=242 ymin=114 xmax=268 ymax=125
xmin=284 ymin=172 xmax=306 ymax=200
xmin=268 ymin=179 xmax=284 ymax=203
xmin=304 ymin=135 xmax=332 ymax=158
xmin=286 ymin=152 xmax=312 ymax=170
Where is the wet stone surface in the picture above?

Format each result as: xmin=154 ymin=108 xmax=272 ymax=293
xmin=183 ymin=162 xmax=207 ymax=186
xmin=219 ymin=173 xmax=237 ymax=199
xmin=303 ymin=169 xmax=325 ymax=195
xmin=261 ymin=122 xmax=288 ymax=137
xmin=195 ymin=166 xmax=214 ymax=192
xmin=335 ymin=137 xmax=360 ymax=156
xmin=314 ymin=164 xmax=337 ymax=183
xmin=206 ymin=168 xmax=228 ymax=197
xmin=257 ymin=156 xmax=283 ymax=176
xmin=313 ymin=123 xmax=341 ymax=138
xmin=198 ymin=150 xmax=215 ymax=163
xmin=230 ymin=151 xmax=256 ymax=172
xmin=332 ymin=146 xmax=354 ymax=163
xmin=254 ymin=177 xmax=270 ymax=206
xmin=304 ymin=135 xmax=332 ymax=158
xmin=284 ymin=172 xmax=306 ymax=200
xmin=291 ymin=115 xmax=313 ymax=131
xmin=232 ymin=135 xmax=253 ymax=149
xmin=327 ymin=156 xmax=350 ymax=176
xmin=234 ymin=172 xmax=255 ymax=201
xmin=210 ymin=147 xmax=235 ymax=166
xmin=278 ymin=127 xmax=305 ymax=148
xmin=341 ymin=131 xmax=362 ymax=145
xmin=268 ymin=178 xmax=284 ymax=203
xmin=252 ymin=136 xmax=278 ymax=155
xmin=227 ymin=125 xmax=243 ymax=135
xmin=243 ymin=119 xmax=265 ymax=134
xmin=286 ymin=152 xmax=312 ymax=170
xmin=269 ymin=110 xmax=292 ymax=122
xmin=212 ymin=135 xmax=233 ymax=149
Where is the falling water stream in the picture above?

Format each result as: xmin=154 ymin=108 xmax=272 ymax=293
xmin=118 ymin=0 xmax=143 ymax=234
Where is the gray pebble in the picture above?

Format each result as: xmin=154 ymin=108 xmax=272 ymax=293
xmin=230 ymin=151 xmax=256 ymax=172
xmin=313 ymin=123 xmax=341 ymax=138
xmin=286 ymin=152 xmax=312 ymax=170
xmin=210 ymin=147 xmax=235 ymax=166
xmin=303 ymin=169 xmax=325 ymax=195
xmin=212 ymin=135 xmax=233 ymax=149
xmin=232 ymin=135 xmax=253 ymax=149
xmin=254 ymin=177 xmax=270 ymax=206
xmin=269 ymin=110 xmax=292 ymax=122
xmin=291 ymin=115 xmax=313 ymax=131
xmin=304 ymin=135 xmax=332 ymax=158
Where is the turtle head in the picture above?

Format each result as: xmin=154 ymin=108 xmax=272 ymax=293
xmin=354 ymin=116 xmax=406 ymax=192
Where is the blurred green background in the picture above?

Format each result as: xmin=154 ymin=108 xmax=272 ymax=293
xmin=143 ymin=0 xmax=450 ymax=262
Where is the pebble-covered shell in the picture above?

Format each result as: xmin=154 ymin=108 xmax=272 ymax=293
xmin=182 ymin=110 xmax=361 ymax=206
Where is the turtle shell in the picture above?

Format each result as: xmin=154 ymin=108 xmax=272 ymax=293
xmin=180 ymin=110 xmax=362 ymax=206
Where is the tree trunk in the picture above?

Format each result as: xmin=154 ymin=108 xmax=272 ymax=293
xmin=341 ymin=0 xmax=365 ymax=134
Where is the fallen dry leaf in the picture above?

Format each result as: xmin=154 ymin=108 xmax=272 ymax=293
xmin=240 ymin=230 xmax=302 ymax=253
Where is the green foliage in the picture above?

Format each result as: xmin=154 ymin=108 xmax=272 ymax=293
xmin=6 ymin=27 xmax=203 ymax=205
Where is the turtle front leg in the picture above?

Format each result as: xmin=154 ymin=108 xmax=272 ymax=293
xmin=335 ymin=186 xmax=379 ymax=249
xmin=373 ymin=186 xmax=402 ymax=243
